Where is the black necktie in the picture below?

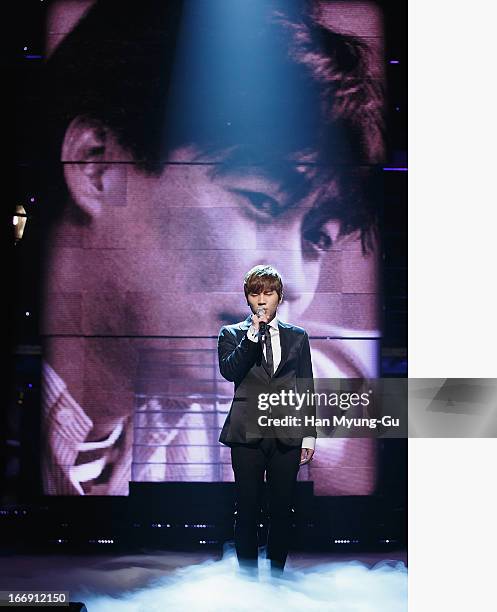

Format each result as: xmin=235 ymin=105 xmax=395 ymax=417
xmin=264 ymin=327 xmax=274 ymax=376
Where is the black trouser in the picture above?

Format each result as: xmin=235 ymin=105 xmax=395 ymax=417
xmin=230 ymin=437 xmax=301 ymax=572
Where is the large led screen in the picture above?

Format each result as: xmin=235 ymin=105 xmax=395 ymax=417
xmin=40 ymin=0 xmax=385 ymax=496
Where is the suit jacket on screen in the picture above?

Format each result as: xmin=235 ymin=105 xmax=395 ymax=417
xmin=218 ymin=315 xmax=317 ymax=446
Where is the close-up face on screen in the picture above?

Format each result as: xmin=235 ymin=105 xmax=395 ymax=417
xmin=40 ymin=0 xmax=385 ymax=496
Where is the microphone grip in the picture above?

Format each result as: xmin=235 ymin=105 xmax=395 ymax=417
xmin=259 ymin=321 xmax=267 ymax=340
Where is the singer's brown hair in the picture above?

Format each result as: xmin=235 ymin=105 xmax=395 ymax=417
xmin=244 ymin=265 xmax=283 ymax=302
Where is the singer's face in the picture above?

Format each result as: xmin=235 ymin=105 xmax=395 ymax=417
xmin=102 ymin=144 xmax=341 ymax=336
xmin=246 ymin=289 xmax=282 ymax=322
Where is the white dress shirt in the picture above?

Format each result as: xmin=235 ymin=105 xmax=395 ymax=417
xmin=247 ymin=317 xmax=316 ymax=450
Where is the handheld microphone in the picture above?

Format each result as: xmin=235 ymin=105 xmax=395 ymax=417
xmin=256 ymin=306 xmax=267 ymax=340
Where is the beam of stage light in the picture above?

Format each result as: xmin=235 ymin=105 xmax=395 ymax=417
xmin=162 ymin=0 xmax=345 ymax=166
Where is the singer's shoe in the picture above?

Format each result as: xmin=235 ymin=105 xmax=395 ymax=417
xmin=237 ymin=557 xmax=259 ymax=581
xmin=269 ymin=558 xmax=286 ymax=579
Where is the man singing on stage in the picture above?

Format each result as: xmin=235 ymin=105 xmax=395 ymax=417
xmin=218 ymin=265 xmax=317 ymax=577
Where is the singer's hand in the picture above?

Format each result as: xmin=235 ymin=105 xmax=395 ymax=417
xmin=251 ymin=311 xmax=270 ymax=331
xmin=300 ymin=447 xmax=314 ymax=465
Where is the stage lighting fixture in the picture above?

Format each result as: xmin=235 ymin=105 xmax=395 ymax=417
xmin=13 ymin=205 xmax=27 ymax=243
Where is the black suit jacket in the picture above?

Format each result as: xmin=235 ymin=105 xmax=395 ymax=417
xmin=218 ymin=315 xmax=317 ymax=446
